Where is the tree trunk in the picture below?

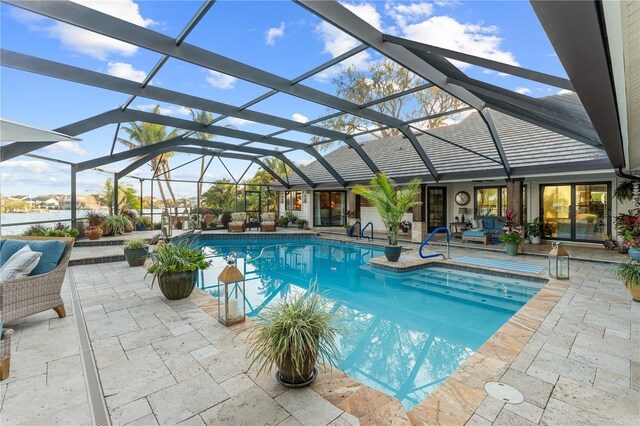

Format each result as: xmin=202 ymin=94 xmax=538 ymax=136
xmin=156 ymin=178 xmax=169 ymax=209
xmin=162 ymin=162 xmax=177 ymax=210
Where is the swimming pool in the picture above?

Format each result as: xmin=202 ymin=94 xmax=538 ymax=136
xmin=197 ymin=238 xmax=543 ymax=411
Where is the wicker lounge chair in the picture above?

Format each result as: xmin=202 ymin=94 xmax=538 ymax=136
xmin=0 ymin=236 xmax=73 ymax=325
xmin=228 ymin=212 xmax=247 ymax=232
xmin=260 ymin=212 xmax=277 ymax=232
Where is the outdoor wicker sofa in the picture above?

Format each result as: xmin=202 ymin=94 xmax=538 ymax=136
xmin=260 ymin=212 xmax=277 ymax=232
xmin=228 ymin=212 xmax=247 ymax=232
xmin=0 ymin=236 xmax=74 ymax=325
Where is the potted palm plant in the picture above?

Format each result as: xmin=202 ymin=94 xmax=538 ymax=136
xmin=124 ymin=238 xmax=148 ymax=267
xmin=614 ymin=261 xmax=640 ymax=302
xmin=147 ymin=243 xmax=210 ymax=300
xmin=248 ymin=289 xmax=340 ymax=387
xmin=352 ymin=173 xmax=422 ymax=262
xmin=85 ymin=211 xmax=106 ymax=240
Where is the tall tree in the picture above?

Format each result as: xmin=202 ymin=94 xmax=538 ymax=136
xmin=188 ymin=109 xmax=214 ymax=201
xmin=118 ymin=105 xmax=179 ymax=208
xmin=202 ymin=178 xmax=236 ymax=212
xmin=94 ymin=178 xmax=139 ymax=214
xmin=246 ymin=156 xmax=297 ymax=211
xmin=314 ymin=59 xmax=465 ymax=150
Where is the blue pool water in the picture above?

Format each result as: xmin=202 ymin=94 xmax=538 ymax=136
xmin=196 ymin=239 xmax=542 ymax=411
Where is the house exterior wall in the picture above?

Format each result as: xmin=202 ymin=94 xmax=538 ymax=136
xmin=276 ymin=171 xmax=632 ymax=240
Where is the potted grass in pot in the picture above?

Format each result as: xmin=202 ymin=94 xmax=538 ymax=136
xmin=147 ymin=243 xmax=210 ymax=300
xmin=614 ymin=261 xmax=640 ymax=302
xmin=124 ymin=238 xmax=149 ymax=267
xmin=247 ymin=289 xmax=340 ymax=387
xmin=352 ymin=173 xmax=422 ymax=262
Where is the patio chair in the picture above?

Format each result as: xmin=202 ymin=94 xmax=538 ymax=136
xmin=228 ymin=212 xmax=247 ymax=232
xmin=0 ymin=236 xmax=74 ymax=324
xmin=260 ymin=212 xmax=277 ymax=232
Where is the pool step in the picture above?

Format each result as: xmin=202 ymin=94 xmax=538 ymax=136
xmin=401 ymin=277 xmax=531 ymax=311
xmin=416 ymin=272 xmax=539 ymax=300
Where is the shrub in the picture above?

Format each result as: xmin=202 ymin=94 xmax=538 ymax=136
xmin=125 ymin=238 xmax=147 ymax=249
xmin=121 ymin=209 xmax=138 ymax=223
xmin=23 ymin=223 xmax=78 ymax=238
xmin=86 ymin=210 xmax=107 ymax=227
xmin=147 ymin=243 xmax=210 ymax=286
xmin=137 ymin=215 xmax=151 ymax=227
xmin=153 ymin=221 xmax=162 ymax=230
xmin=499 ymin=233 xmax=524 ymax=244
xmin=104 ymin=214 xmax=130 ymax=235
xmin=220 ymin=212 xmax=232 ymax=228
xmin=278 ymin=217 xmax=289 ymax=227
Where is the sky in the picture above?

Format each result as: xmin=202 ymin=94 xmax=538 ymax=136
xmin=0 ymin=0 xmax=568 ymax=197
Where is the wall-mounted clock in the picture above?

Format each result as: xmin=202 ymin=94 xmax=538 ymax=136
xmin=455 ymin=191 xmax=470 ymax=206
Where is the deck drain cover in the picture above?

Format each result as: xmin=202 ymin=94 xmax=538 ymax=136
xmin=484 ymin=382 xmax=524 ymax=404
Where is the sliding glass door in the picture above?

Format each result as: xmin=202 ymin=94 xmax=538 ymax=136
xmin=541 ymin=183 xmax=610 ymax=242
xmin=314 ymin=191 xmax=346 ymax=226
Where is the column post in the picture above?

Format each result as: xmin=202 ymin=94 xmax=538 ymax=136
xmin=71 ymin=165 xmax=78 ymax=228
xmin=506 ymin=178 xmax=525 ymax=225
xmin=412 ymin=185 xmax=427 ymax=243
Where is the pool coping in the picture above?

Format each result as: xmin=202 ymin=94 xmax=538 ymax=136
xmin=192 ymin=233 xmax=569 ymax=424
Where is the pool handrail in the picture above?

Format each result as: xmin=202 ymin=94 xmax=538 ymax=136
xmin=361 ymin=222 xmax=373 ymax=241
xmin=348 ymin=221 xmax=361 ymax=238
xmin=419 ymin=227 xmax=451 ymax=259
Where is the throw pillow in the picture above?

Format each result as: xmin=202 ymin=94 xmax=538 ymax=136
xmin=0 ymin=245 xmax=42 ymax=281
xmin=0 ymin=239 xmax=66 ymax=276
xmin=471 ymin=219 xmax=480 ymax=228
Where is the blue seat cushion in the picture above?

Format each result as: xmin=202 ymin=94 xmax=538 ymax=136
xmin=483 ymin=217 xmax=496 ymax=232
xmin=0 ymin=239 xmax=66 ymax=276
xmin=463 ymin=230 xmax=490 ymax=237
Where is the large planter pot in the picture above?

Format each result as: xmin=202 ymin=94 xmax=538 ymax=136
xmin=625 ymin=283 xmax=640 ymax=302
xmin=135 ymin=225 xmax=146 ymax=231
xmin=384 ymin=245 xmax=402 ymax=262
xmin=529 ymin=235 xmax=541 ymax=245
xmin=505 ymin=243 xmax=519 ymax=256
xmin=85 ymin=226 xmax=103 ymax=240
xmin=124 ymin=247 xmax=148 ymax=267
xmin=276 ymin=351 xmax=317 ymax=387
xmin=157 ymin=271 xmax=196 ymax=300
xmin=629 ymin=248 xmax=640 ymax=260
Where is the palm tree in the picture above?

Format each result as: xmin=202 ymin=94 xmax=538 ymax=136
xmin=188 ymin=109 xmax=214 ymax=199
xmin=352 ymin=173 xmax=422 ymax=246
xmin=246 ymin=156 xmax=296 ymax=212
xmin=94 ymin=178 xmax=138 ymax=214
xmin=118 ymin=105 xmax=179 ymax=208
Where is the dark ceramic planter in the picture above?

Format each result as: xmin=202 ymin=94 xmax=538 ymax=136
xmin=124 ymin=247 xmax=148 ymax=267
xmin=135 ymin=225 xmax=146 ymax=231
xmin=158 ymin=271 xmax=196 ymax=300
xmin=384 ymin=245 xmax=402 ymax=262
xmin=276 ymin=351 xmax=317 ymax=387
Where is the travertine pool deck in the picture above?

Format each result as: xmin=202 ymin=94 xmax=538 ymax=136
xmin=1 ymin=241 xmax=638 ymax=425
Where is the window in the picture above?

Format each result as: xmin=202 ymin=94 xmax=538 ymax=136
xmin=284 ymin=191 xmax=302 ymax=211
xmin=475 ymin=185 xmax=527 ymax=217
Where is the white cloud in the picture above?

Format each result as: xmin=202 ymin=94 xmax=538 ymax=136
xmin=385 ymin=2 xmax=434 ymax=28
xmin=265 ymin=22 xmax=285 ymax=46
xmin=515 ymin=87 xmax=531 ymax=95
xmin=11 ymin=0 xmax=156 ymax=60
xmin=106 ymin=62 xmax=147 ymax=82
xmin=43 ymin=141 xmax=88 ymax=156
xmin=402 ymin=16 xmax=518 ymax=69
xmin=136 ymin=104 xmax=191 ymax=117
xmin=292 ymin=113 xmax=309 ymax=123
xmin=205 ymin=70 xmax=237 ymax=89
xmin=2 ymin=160 xmax=53 ymax=174
xmin=225 ymin=117 xmax=252 ymax=127
xmin=557 ymin=89 xmax=572 ymax=95
xmin=298 ymin=157 xmax=314 ymax=166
